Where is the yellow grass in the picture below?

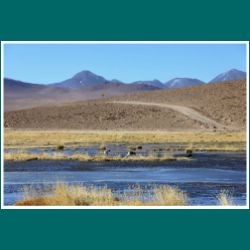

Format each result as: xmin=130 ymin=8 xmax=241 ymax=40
xmin=4 ymin=130 xmax=246 ymax=146
xmin=15 ymin=183 xmax=188 ymax=206
xmin=4 ymin=151 xmax=189 ymax=162
xmin=153 ymin=185 xmax=187 ymax=206
xmin=217 ymin=191 xmax=234 ymax=206
xmin=4 ymin=130 xmax=245 ymax=150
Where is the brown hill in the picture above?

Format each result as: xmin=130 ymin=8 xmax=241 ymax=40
xmin=110 ymin=79 xmax=246 ymax=129
xmin=4 ymin=80 xmax=246 ymax=131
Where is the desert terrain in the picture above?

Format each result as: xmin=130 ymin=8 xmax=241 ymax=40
xmin=4 ymin=79 xmax=246 ymax=131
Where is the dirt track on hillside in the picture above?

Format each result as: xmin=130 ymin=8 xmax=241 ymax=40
xmin=110 ymin=101 xmax=225 ymax=129
xmin=110 ymin=80 xmax=246 ymax=130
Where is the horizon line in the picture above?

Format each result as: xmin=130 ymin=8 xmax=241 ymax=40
xmin=3 ymin=67 xmax=247 ymax=85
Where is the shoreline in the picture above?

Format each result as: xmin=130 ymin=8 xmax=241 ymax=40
xmin=4 ymin=153 xmax=191 ymax=162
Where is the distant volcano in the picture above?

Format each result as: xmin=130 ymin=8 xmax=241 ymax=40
xmin=210 ymin=69 xmax=246 ymax=83
xmin=52 ymin=70 xmax=108 ymax=88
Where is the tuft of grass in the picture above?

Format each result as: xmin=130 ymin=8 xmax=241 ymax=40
xmin=99 ymin=143 xmax=107 ymax=150
xmin=217 ymin=191 xmax=234 ymax=206
xmin=128 ymin=146 xmax=137 ymax=151
xmin=153 ymin=186 xmax=187 ymax=206
xmin=15 ymin=183 xmax=188 ymax=206
xmin=16 ymin=184 xmax=118 ymax=206
xmin=185 ymin=149 xmax=193 ymax=157
xmin=56 ymin=145 xmax=64 ymax=151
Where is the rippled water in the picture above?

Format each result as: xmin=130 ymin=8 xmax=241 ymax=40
xmin=4 ymin=151 xmax=247 ymax=206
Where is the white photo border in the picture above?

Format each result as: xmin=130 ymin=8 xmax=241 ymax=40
xmin=1 ymin=41 xmax=249 ymax=210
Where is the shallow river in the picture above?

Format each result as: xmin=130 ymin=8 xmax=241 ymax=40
xmin=4 ymin=152 xmax=247 ymax=206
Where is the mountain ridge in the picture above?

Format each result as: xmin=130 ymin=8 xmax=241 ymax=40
xmin=4 ymin=68 xmax=247 ymax=111
xmin=5 ymin=68 xmax=246 ymax=89
xmin=210 ymin=69 xmax=246 ymax=83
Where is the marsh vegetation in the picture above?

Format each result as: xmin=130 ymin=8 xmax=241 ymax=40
xmin=4 ymin=130 xmax=246 ymax=207
xmin=15 ymin=183 xmax=188 ymax=206
xmin=14 ymin=183 xmax=236 ymax=206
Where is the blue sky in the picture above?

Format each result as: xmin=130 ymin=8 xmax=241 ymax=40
xmin=4 ymin=43 xmax=247 ymax=84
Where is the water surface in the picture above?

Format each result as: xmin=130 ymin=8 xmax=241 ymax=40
xmin=4 ymin=152 xmax=246 ymax=206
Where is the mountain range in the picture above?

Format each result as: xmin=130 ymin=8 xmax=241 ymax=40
xmin=4 ymin=68 xmax=246 ymax=111
xmin=43 ymin=68 xmax=247 ymax=89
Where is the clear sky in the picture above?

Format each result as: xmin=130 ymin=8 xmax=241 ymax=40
xmin=4 ymin=43 xmax=247 ymax=84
